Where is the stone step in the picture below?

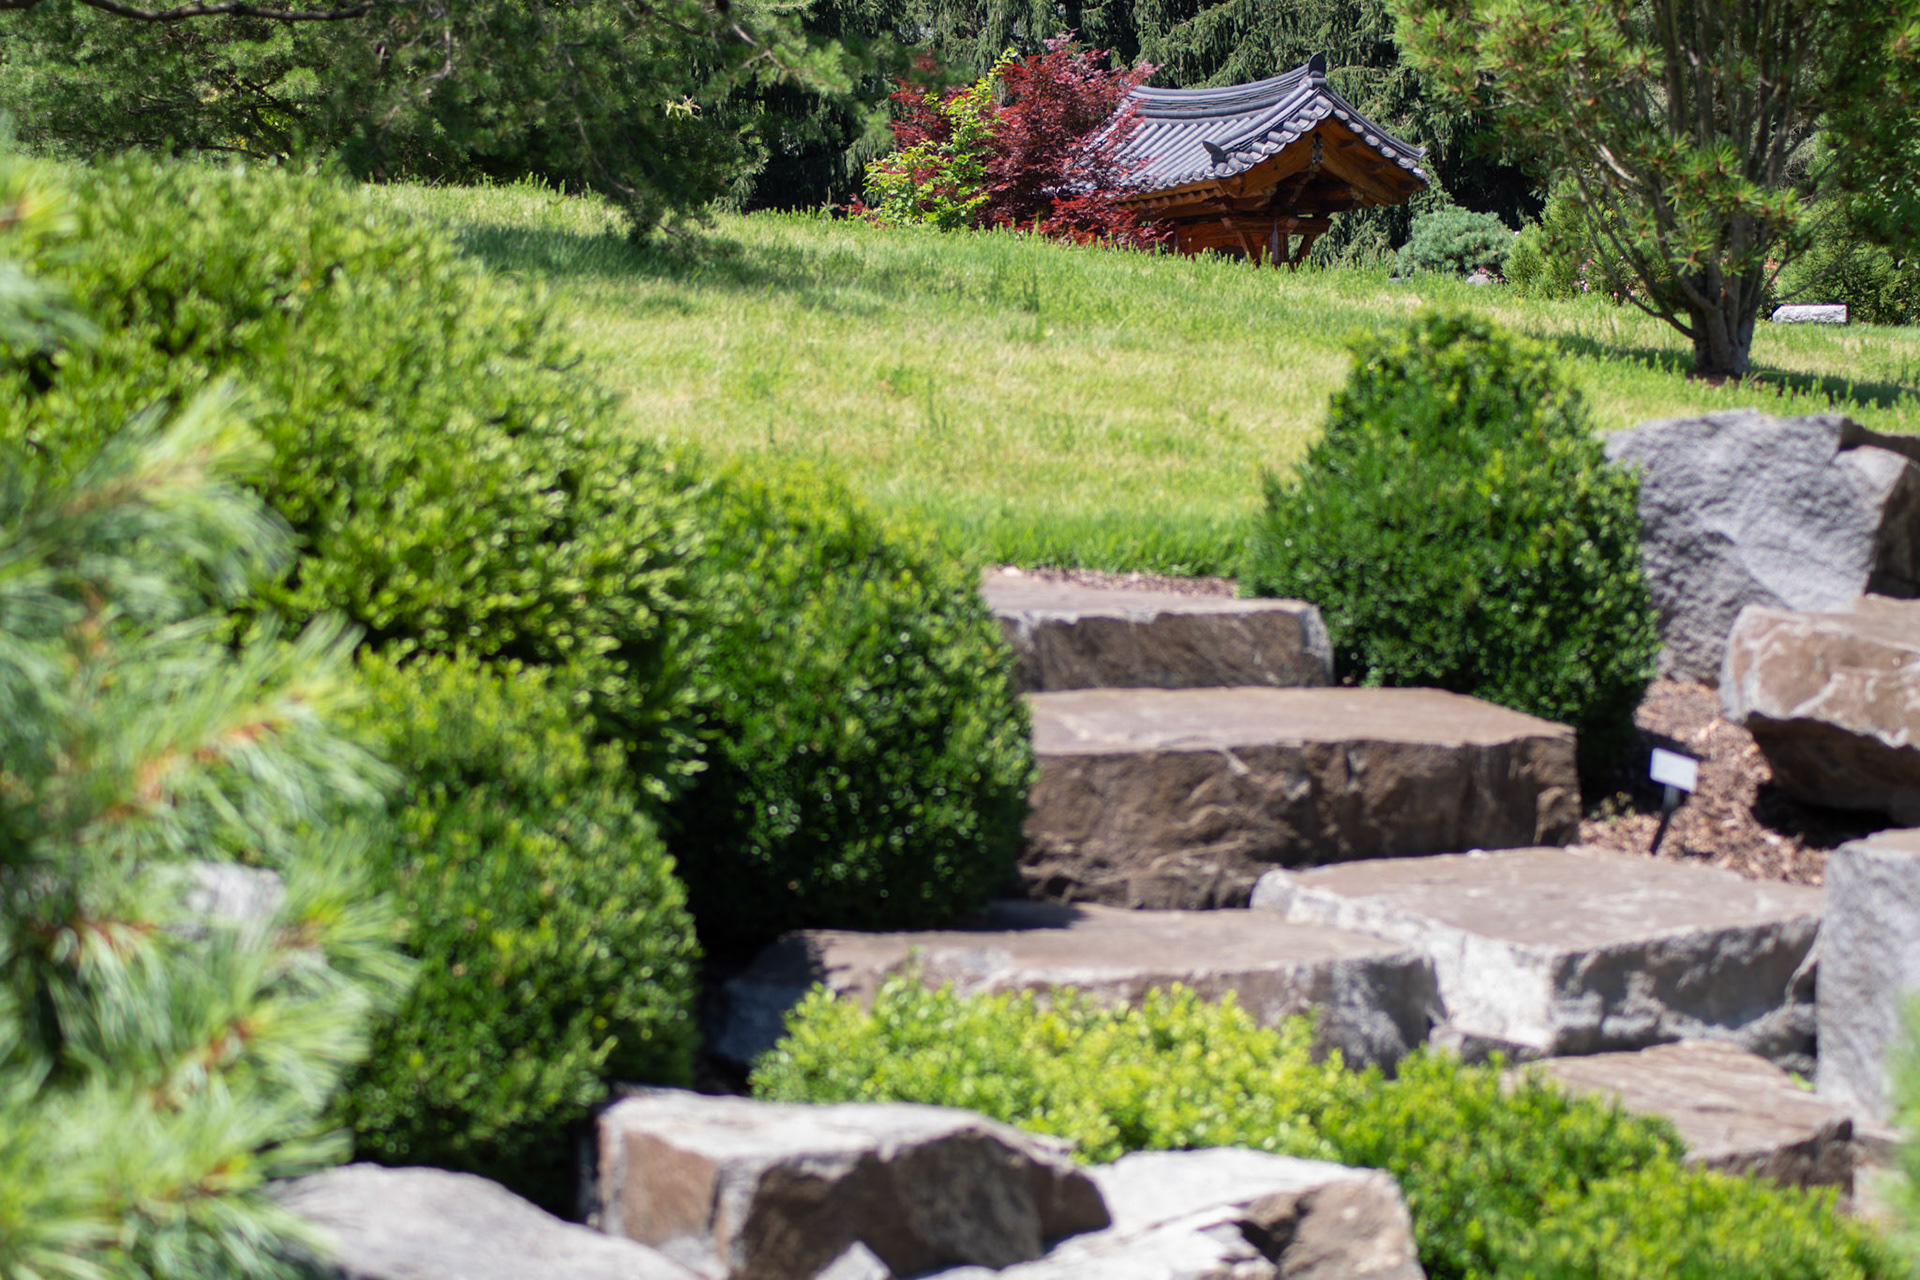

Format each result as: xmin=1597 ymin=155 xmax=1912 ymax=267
xmin=1528 ymin=1040 xmax=1854 ymax=1191
xmin=1723 ymin=595 xmax=1920 ymax=823
xmin=710 ymin=899 xmax=1439 ymax=1072
xmin=1252 ymin=845 xmax=1822 ymax=1071
xmin=982 ymin=570 xmax=1331 ymax=692
xmin=1022 ymin=687 xmax=1579 ymax=908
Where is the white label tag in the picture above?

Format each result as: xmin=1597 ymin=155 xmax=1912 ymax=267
xmin=1650 ymin=748 xmax=1699 ymax=793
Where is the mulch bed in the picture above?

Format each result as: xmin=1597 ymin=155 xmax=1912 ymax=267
xmin=1011 ymin=567 xmax=1890 ymax=886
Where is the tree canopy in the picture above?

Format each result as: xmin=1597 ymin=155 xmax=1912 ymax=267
xmin=1394 ymin=0 xmax=1920 ymax=376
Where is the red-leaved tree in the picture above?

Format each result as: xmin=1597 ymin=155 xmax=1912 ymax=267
xmin=861 ymin=37 xmax=1166 ymax=249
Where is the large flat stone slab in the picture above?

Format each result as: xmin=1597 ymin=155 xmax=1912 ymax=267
xmin=931 ymin=1149 xmax=1424 ymax=1280
xmin=1722 ymin=596 xmax=1920 ymax=821
xmin=1024 ymin=687 xmax=1579 ymax=908
xmin=983 ymin=571 xmax=1332 ymax=692
xmin=711 ymin=900 xmax=1438 ymax=1071
xmin=278 ymin=1165 xmax=697 ymax=1280
xmin=1604 ymin=411 xmax=1920 ymax=682
xmin=1252 ymin=846 xmax=1822 ymax=1070
xmin=1532 ymin=1040 xmax=1854 ymax=1190
xmin=1818 ymin=829 xmax=1920 ymax=1123
xmin=589 ymin=1090 xmax=1109 ymax=1280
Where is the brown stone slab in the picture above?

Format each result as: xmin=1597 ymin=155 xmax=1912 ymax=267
xmin=1533 ymin=1040 xmax=1853 ymax=1190
xmin=1254 ymin=847 xmax=1822 ymax=1068
xmin=1722 ymin=596 xmax=1920 ymax=822
xmin=712 ymin=900 xmax=1438 ymax=1072
xmin=982 ymin=571 xmax=1331 ymax=692
xmin=1023 ymin=687 xmax=1579 ymax=908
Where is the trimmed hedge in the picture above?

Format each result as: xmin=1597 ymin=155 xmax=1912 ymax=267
xmin=1242 ymin=310 xmax=1657 ymax=781
xmin=337 ymin=652 xmax=699 ymax=1212
xmin=754 ymin=978 xmax=1889 ymax=1280
xmin=1397 ymin=206 xmax=1513 ymax=277
xmin=1 ymin=156 xmax=703 ymax=788
xmin=670 ymin=462 xmax=1035 ymax=951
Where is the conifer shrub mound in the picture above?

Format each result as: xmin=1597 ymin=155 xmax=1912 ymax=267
xmin=1242 ymin=311 xmax=1657 ymax=781
xmin=755 ymin=979 xmax=1892 ymax=1280
xmin=671 ymin=463 xmax=1034 ymax=952
xmin=1396 ymin=206 xmax=1513 ymax=277
xmin=338 ymin=652 xmax=700 ymax=1212
xmin=2 ymin=156 xmax=701 ymax=783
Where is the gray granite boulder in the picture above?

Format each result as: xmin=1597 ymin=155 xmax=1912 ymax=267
xmin=711 ymin=899 xmax=1438 ymax=1072
xmin=1533 ymin=1040 xmax=1854 ymax=1190
xmin=1253 ymin=846 xmax=1822 ymax=1072
xmin=1818 ymin=829 xmax=1920 ymax=1123
xmin=982 ymin=570 xmax=1332 ymax=692
xmin=278 ymin=1164 xmax=696 ymax=1280
xmin=930 ymin=1149 xmax=1424 ymax=1280
xmin=1604 ymin=410 xmax=1920 ymax=682
xmin=1025 ymin=687 xmax=1579 ymax=909
xmin=1722 ymin=595 xmax=1920 ymax=821
xmin=589 ymin=1090 xmax=1108 ymax=1280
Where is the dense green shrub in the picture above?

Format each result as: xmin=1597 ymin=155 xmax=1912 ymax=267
xmin=671 ymin=463 xmax=1034 ymax=951
xmin=1494 ymin=1163 xmax=1892 ymax=1279
xmin=753 ymin=980 xmax=1347 ymax=1164
xmin=1506 ymin=182 xmax=1646 ymax=302
xmin=1 ymin=156 xmax=703 ymax=789
xmin=1243 ymin=311 xmax=1658 ymax=781
xmin=758 ymin=979 xmax=1885 ymax=1280
xmin=1396 ymin=206 xmax=1513 ymax=277
xmin=336 ymin=652 xmax=700 ymax=1212
xmin=1774 ymin=222 xmax=1920 ymax=326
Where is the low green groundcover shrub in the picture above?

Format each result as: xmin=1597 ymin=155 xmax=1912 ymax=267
xmin=336 ymin=652 xmax=700 ymax=1212
xmin=1243 ymin=310 xmax=1657 ymax=782
xmin=1397 ymin=206 xmax=1513 ymax=277
xmin=754 ymin=979 xmax=1890 ymax=1280
xmin=671 ymin=462 xmax=1035 ymax=951
xmin=0 ymin=155 xmax=703 ymax=790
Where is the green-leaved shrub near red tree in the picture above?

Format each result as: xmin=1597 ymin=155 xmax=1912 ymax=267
xmin=861 ymin=38 xmax=1166 ymax=247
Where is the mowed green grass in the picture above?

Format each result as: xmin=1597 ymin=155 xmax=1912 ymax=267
xmin=382 ymin=180 xmax=1920 ymax=575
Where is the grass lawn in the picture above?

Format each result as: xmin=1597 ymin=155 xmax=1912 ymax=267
xmin=383 ymin=180 xmax=1920 ymax=575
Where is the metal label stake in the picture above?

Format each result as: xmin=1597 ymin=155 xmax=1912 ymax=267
xmin=1648 ymin=747 xmax=1700 ymax=856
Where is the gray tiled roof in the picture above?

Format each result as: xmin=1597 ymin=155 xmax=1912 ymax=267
xmin=1114 ymin=55 xmax=1429 ymax=194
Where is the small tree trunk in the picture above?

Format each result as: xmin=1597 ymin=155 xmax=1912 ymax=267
xmin=1684 ymin=270 xmax=1760 ymax=378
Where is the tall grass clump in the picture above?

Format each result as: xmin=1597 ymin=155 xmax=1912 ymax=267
xmin=1244 ymin=310 xmax=1658 ymax=781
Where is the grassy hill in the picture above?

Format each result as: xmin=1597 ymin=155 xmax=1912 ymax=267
xmin=386 ymin=181 xmax=1920 ymax=574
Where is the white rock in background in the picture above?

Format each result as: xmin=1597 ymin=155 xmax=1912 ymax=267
xmin=278 ymin=1165 xmax=697 ymax=1280
xmin=589 ymin=1090 xmax=1109 ymax=1280
xmin=1252 ymin=846 xmax=1822 ymax=1072
xmin=1771 ymin=304 xmax=1849 ymax=324
xmin=1603 ymin=410 xmax=1920 ymax=683
xmin=1818 ymin=829 xmax=1920 ymax=1123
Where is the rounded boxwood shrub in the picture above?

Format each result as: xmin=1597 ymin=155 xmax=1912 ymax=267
xmin=1243 ymin=310 xmax=1657 ymax=781
xmin=1397 ymin=206 xmax=1514 ymax=277
xmin=0 ymin=156 xmax=702 ymax=788
xmin=336 ymin=651 xmax=700 ymax=1212
xmin=669 ymin=462 xmax=1034 ymax=951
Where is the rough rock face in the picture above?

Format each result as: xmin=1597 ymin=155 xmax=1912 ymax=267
xmin=1721 ymin=596 xmax=1920 ymax=821
xmin=1533 ymin=1040 xmax=1855 ymax=1190
xmin=982 ymin=571 xmax=1332 ymax=692
xmin=277 ymin=1165 xmax=697 ymax=1280
xmin=1603 ymin=410 xmax=1920 ymax=683
xmin=710 ymin=899 xmax=1438 ymax=1072
xmin=589 ymin=1091 xmax=1109 ymax=1280
xmin=1252 ymin=846 xmax=1822 ymax=1071
xmin=1818 ymin=829 xmax=1920 ymax=1122
xmin=1024 ymin=687 xmax=1579 ymax=909
xmin=929 ymin=1149 xmax=1425 ymax=1280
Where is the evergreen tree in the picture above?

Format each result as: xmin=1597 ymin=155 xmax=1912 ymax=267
xmin=0 ymin=150 xmax=409 ymax=1280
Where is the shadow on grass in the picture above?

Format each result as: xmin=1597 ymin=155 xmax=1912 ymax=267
xmin=1546 ymin=330 xmax=1920 ymax=416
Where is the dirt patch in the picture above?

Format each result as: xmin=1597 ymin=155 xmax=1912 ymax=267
xmin=1581 ymin=679 xmax=1889 ymax=886
xmin=992 ymin=565 xmax=1237 ymax=598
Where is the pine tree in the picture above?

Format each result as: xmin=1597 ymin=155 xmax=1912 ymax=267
xmin=0 ymin=150 xmax=410 ymax=1280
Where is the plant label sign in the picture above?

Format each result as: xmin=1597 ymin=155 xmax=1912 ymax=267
xmin=1650 ymin=747 xmax=1699 ymax=793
